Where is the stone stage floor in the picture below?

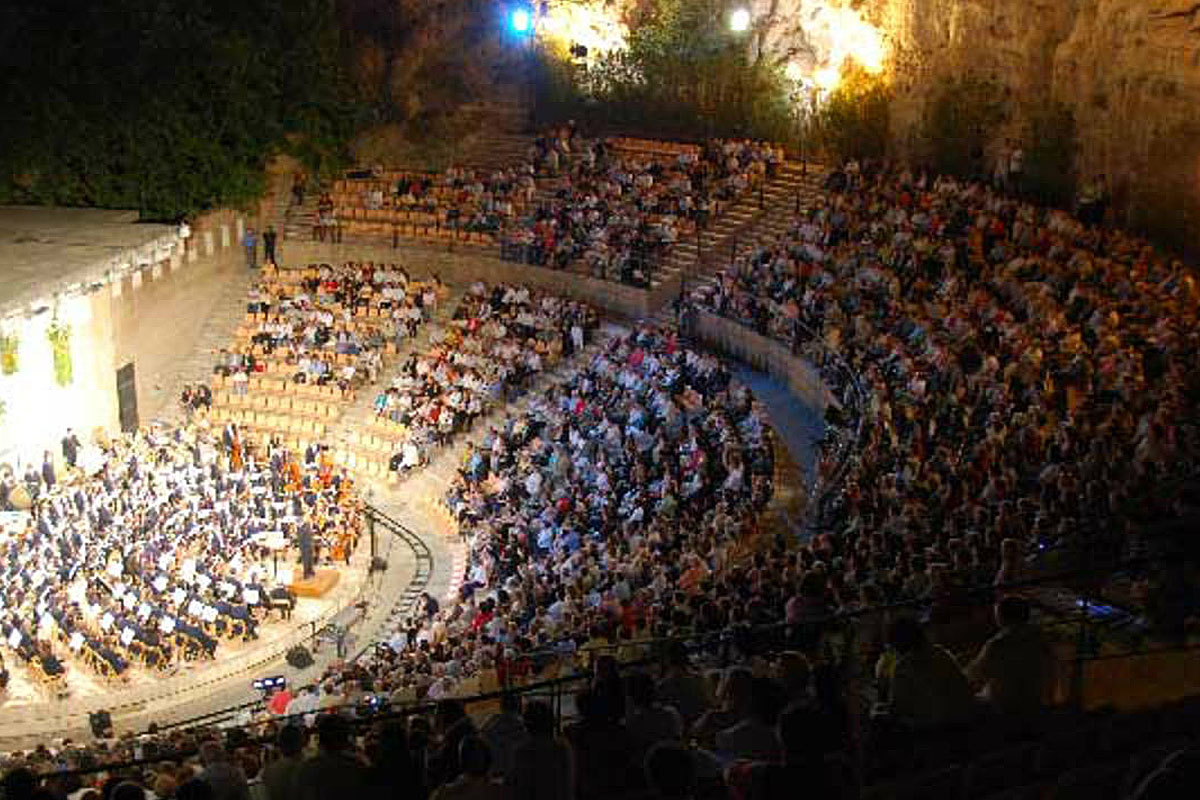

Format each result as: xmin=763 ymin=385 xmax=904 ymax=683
xmin=0 ymin=541 xmax=415 ymax=751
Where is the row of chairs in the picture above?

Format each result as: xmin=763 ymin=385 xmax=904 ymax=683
xmin=608 ymin=137 xmax=702 ymax=157
xmin=237 ymin=307 xmax=404 ymax=331
xmin=346 ymin=426 xmax=403 ymax=460
xmin=328 ymin=448 xmax=392 ymax=482
xmin=338 ymin=219 xmax=498 ymax=246
xmin=864 ymin=700 xmax=1200 ymax=800
xmin=214 ymin=391 xmax=341 ymax=423
xmin=208 ymin=406 xmax=329 ymax=439
xmin=212 ymin=370 xmax=351 ymax=400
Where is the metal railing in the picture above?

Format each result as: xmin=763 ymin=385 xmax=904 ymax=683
xmin=25 ymin=545 xmax=1198 ymax=781
xmin=141 ymin=503 xmax=434 ymax=735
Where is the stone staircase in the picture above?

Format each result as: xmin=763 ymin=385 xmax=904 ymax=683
xmin=282 ymin=190 xmax=318 ymax=242
xmin=665 ymin=162 xmax=828 ymax=291
xmin=324 ymin=285 xmax=466 ymax=473
xmin=453 ymin=97 xmax=533 ymax=172
xmin=154 ymin=267 xmax=257 ymax=425
xmin=681 ymin=165 xmax=830 ymax=307
xmin=347 ymin=319 xmax=627 ymax=624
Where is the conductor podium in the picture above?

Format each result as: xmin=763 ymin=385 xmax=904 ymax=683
xmin=285 ymin=568 xmax=341 ymax=598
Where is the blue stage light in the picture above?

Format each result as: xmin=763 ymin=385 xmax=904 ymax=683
xmin=511 ymin=8 xmax=532 ymax=34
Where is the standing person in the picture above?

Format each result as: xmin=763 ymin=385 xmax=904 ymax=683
xmin=262 ymin=725 xmax=306 ymax=800
xmin=292 ymin=172 xmax=307 ymax=207
xmin=41 ymin=451 xmax=56 ymax=489
xmin=263 ymin=226 xmax=278 ymax=265
xmin=508 ymin=701 xmax=574 ymax=800
xmin=178 ymin=217 xmax=192 ymax=256
xmin=1007 ymin=140 xmax=1025 ymax=197
xmin=243 ymin=227 xmax=258 ymax=269
xmin=198 ymin=741 xmax=251 ymax=800
xmin=294 ymin=714 xmax=367 ymax=800
xmin=61 ymin=428 xmax=81 ymax=468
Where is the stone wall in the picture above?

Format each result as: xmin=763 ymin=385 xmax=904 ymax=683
xmin=285 ymin=241 xmax=660 ymax=319
xmin=108 ymin=210 xmax=245 ymax=425
xmin=691 ymin=310 xmax=831 ymax=414
xmin=865 ymin=0 xmax=1200 ymax=228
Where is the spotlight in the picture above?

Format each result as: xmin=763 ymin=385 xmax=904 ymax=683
xmin=729 ymin=8 xmax=751 ymax=33
xmin=510 ymin=7 xmax=532 ymax=34
xmin=252 ymin=675 xmax=287 ymax=693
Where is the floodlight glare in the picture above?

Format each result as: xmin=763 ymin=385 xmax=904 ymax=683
xmin=511 ymin=8 xmax=532 ymax=34
xmin=729 ymin=8 xmax=751 ymax=33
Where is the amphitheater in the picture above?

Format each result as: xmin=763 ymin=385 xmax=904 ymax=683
xmin=1 ymin=71 xmax=1199 ymax=800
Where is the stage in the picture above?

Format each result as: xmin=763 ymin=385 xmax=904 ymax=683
xmin=0 ymin=540 xmax=411 ymax=751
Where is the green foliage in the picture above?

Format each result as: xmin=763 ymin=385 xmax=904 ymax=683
xmin=0 ymin=333 xmax=18 ymax=376
xmin=0 ymin=0 xmax=364 ymax=221
xmin=1022 ymin=101 xmax=1077 ymax=207
xmin=47 ymin=321 xmax=71 ymax=387
xmin=537 ymin=0 xmax=794 ymax=142
xmin=919 ymin=74 xmax=1008 ymax=179
xmin=814 ymin=67 xmax=892 ymax=161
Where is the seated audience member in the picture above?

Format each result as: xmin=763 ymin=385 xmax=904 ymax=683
xmin=261 ymin=725 xmax=305 ymax=800
xmin=294 ymin=714 xmax=367 ymax=800
xmin=429 ymin=700 xmax=477 ymax=788
xmin=508 ymin=701 xmax=574 ymax=800
xmin=198 ymin=741 xmax=249 ymax=800
xmin=656 ymin=643 xmax=714 ymax=732
xmin=714 ymin=678 xmax=785 ymax=763
xmin=693 ymin=668 xmax=754 ymax=747
xmin=727 ymin=706 xmax=857 ymax=800
xmin=430 ymin=737 xmax=506 ymax=800
xmin=625 ymin=673 xmax=684 ymax=765
xmin=882 ymin=616 xmax=974 ymax=732
xmin=644 ymin=742 xmax=699 ymax=800
xmin=566 ymin=688 xmax=636 ymax=800
xmin=479 ymin=693 xmax=529 ymax=780
xmin=966 ymin=596 xmax=1056 ymax=718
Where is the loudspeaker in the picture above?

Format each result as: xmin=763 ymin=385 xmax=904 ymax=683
xmin=370 ymin=556 xmax=388 ymax=573
xmin=286 ymin=644 xmax=314 ymax=670
xmin=89 ymin=710 xmax=113 ymax=739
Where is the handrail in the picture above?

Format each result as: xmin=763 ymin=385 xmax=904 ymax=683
xmin=789 ymin=317 xmax=868 ymax=534
xmin=25 ymin=549 xmax=1193 ymax=781
xmin=133 ymin=546 xmax=1165 ymax=740
xmin=31 ymin=633 xmax=1200 ymax=782
xmin=148 ymin=502 xmax=435 ymax=735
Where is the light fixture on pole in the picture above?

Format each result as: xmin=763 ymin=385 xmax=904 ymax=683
xmin=510 ymin=6 xmax=533 ymax=35
xmin=729 ymin=7 xmax=751 ymax=33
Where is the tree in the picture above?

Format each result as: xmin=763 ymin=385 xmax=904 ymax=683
xmin=918 ymin=74 xmax=1008 ymax=180
xmin=815 ymin=65 xmax=891 ymax=162
xmin=0 ymin=0 xmax=363 ymax=220
xmin=543 ymin=0 xmax=794 ymax=141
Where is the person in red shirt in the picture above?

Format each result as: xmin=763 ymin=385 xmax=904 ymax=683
xmin=267 ymin=685 xmax=294 ymax=715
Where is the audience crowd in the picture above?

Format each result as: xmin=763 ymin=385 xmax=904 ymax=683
xmin=337 ymin=166 xmax=536 ymax=238
xmin=357 ymin=326 xmax=775 ymax=704
xmin=694 ymin=163 xmax=1200 ymax=609
xmin=2 ymin=151 xmax=1199 ymax=800
xmin=376 ymin=282 xmax=598 ymax=474
xmin=502 ymin=138 xmax=781 ymax=287
xmin=218 ymin=263 xmax=443 ymax=398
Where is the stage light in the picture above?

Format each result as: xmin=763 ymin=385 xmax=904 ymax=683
xmin=511 ymin=7 xmax=532 ymax=34
xmin=729 ymin=8 xmax=751 ymax=33
xmin=252 ymin=675 xmax=287 ymax=692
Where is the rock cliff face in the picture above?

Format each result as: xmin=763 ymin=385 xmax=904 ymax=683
xmin=865 ymin=0 xmax=1200 ymax=227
